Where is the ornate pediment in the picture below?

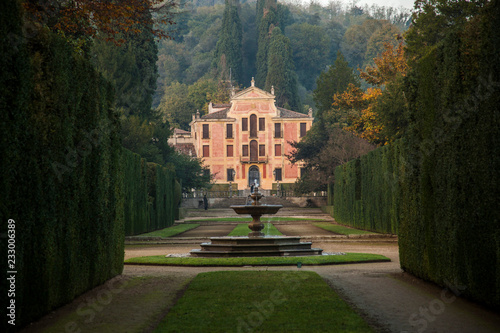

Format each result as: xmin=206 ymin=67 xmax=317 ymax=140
xmin=231 ymin=79 xmax=275 ymax=101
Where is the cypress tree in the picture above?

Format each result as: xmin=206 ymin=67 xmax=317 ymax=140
xmin=214 ymin=0 xmax=243 ymax=85
xmin=255 ymin=0 xmax=279 ymax=87
xmin=265 ymin=27 xmax=301 ymax=111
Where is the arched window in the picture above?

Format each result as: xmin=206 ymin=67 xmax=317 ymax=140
xmin=250 ymin=140 xmax=258 ymax=162
xmin=250 ymin=114 xmax=257 ymax=138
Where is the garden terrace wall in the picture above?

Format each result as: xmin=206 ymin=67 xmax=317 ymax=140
xmin=0 ymin=5 xmax=124 ymax=330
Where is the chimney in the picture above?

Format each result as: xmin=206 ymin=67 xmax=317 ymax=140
xmin=308 ymin=108 xmax=313 ymax=117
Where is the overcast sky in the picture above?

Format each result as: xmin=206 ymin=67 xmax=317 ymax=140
xmin=295 ymin=0 xmax=416 ymax=10
xmin=357 ymin=0 xmax=414 ymax=9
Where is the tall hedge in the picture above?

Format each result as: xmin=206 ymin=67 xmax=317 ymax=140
xmin=333 ymin=142 xmax=401 ymax=234
xmin=332 ymin=2 xmax=500 ymax=309
xmin=398 ymin=5 xmax=500 ymax=309
xmin=148 ymin=162 xmax=177 ymax=232
xmin=122 ymin=149 xmax=150 ymax=236
xmin=122 ymin=149 xmax=179 ymax=236
xmin=1 ymin=3 xmax=124 ymax=330
xmin=1 ymin=3 xmax=180 ymax=330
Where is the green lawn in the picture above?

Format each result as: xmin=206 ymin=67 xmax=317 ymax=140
xmin=136 ymin=224 xmax=200 ymax=238
xmin=228 ymin=223 xmax=283 ymax=236
xmin=153 ymin=271 xmax=375 ymax=332
xmin=313 ymin=222 xmax=377 ymax=235
xmin=125 ymin=253 xmax=390 ymax=266
xmin=188 ymin=217 xmax=324 ymax=222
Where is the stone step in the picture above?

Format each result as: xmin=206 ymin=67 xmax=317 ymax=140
xmin=209 ymin=236 xmax=302 ymax=245
xmin=209 ymin=196 xmax=299 ymax=208
xmin=190 ymin=235 xmax=323 ymax=257
xmin=198 ymin=242 xmax=315 ymax=252
xmin=190 ymin=248 xmax=323 ymax=257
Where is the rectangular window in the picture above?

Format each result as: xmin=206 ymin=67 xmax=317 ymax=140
xmin=242 ymin=145 xmax=249 ymax=156
xmin=227 ymin=145 xmax=233 ymax=157
xmin=202 ymin=124 xmax=209 ymax=139
xmin=226 ymin=124 xmax=233 ymax=138
xmin=275 ymin=168 xmax=282 ymax=181
xmin=274 ymin=123 xmax=281 ymax=138
xmin=259 ymin=118 xmax=265 ymax=131
xmin=242 ymin=118 xmax=248 ymax=131
xmin=259 ymin=145 xmax=265 ymax=156
xmin=300 ymin=123 xmax=307 ymax=138
xmin=203 ymin=145 xmax=209 ymax=157
xmin=275 ymin=144 xmax=282 ymax=156
xmin=227 ymin=169 xmax=235 ymax=181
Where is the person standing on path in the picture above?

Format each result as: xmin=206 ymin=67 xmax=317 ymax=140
xmin=203 ymin=194 xmax=208 ymax=210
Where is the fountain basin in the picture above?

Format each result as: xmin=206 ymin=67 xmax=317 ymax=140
xmin=230 ymin=205 xmax=282 ymax=215
xmin=190 ymin=236 xmax=323 ymax=257
xmin=190 ymin=186 xmax=323 ymax=257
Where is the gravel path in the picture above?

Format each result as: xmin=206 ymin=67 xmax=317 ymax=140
xmin=123 ymin=240 xmax=500 ymax=333
xmin=125 ymin=209 xmax=500 ymax=333
xmin=21 ymin=208 xmax=500 ymax=333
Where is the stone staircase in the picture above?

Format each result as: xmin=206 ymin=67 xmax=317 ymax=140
xmin=210 ymin=195 xmax=299 ymax=208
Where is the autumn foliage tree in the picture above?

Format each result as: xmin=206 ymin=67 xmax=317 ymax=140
xmin=23 ymin=0 xmax=176 ymax=45
xmin=332 ymin=40 xmax=409 ymax=145
xmin=332 ymin=84 xmax=384 ymax=144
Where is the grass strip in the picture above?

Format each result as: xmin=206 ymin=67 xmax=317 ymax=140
xmin=153 ymin=271 xmax=375 ymax=333
xmin=313 ymin=222 xmax=377 ymax=235
xmin=188 ymin=217 xmax=324 ymax=222
xmin=136 ymin=224 xmax=200 ymax=238
xmin=125 ymin=253 xmax=390 ymax=267
xmin=227 ymin=223 xmax=283 ymax=236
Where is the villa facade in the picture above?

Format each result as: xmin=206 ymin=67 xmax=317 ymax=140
xmin=170 ymin=79 xmax=313 ymax=191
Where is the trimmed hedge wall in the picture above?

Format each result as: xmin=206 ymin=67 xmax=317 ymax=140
xmin=0 ymin=3 xmax=180 ymax=330
xmin=1 ymin=6 xmax=124 ymax=330
xmin=122 ymin=148 xmax=179 ymax=236
xmin=398 ymin=17 xmax=500 ymax=309
xmin=332 ymin=3 xmax=500 ymax=309
xmin=333 ymin=142 xmax=401 ymax=235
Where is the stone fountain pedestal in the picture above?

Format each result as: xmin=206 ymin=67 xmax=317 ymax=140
xmin=190 ymin=236 xmax=323 ymax=257
xmin=190 ymin=187 xmax=323 ymax=257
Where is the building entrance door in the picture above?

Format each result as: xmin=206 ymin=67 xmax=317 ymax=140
xmin=248 ymin=166 xmax=260 ymax=187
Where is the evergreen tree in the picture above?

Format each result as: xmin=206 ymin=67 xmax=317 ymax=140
xmin=313 ymin=51 xmax=359 ymax=119
xmin=92 ymin=7 xmax=158 ymax=119
xmin=214 ymin=0 xmax=243 ymax=85
xmin=255 ymin=0 xmax=279 ymax=87
xmin=265 ymin=27 xmax=301 ymax=111
xmin=286 ymin=22 xmax=331 ymax=91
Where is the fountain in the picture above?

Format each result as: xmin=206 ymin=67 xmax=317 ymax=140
xmin=190 ymin=187 xmax=323 ymax=257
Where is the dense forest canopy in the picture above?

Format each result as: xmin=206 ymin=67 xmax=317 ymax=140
xmin=25 ymin=0 xmax=410 ymax=190
xmin=154 ymin=0 xmax=411 ymax=122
